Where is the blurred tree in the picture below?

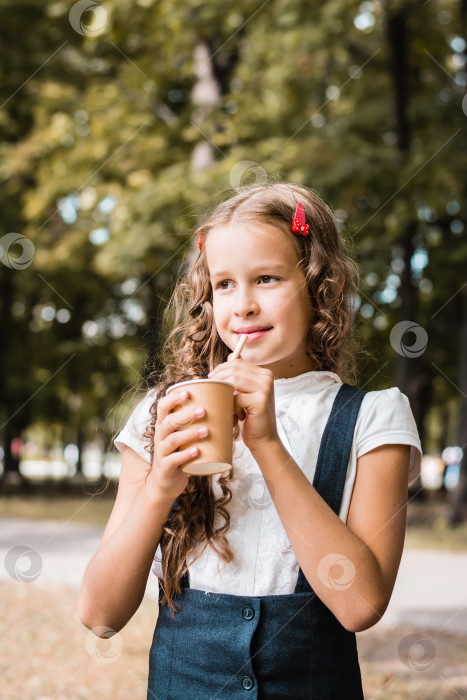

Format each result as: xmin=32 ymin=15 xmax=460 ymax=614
xmin=0 ymin=1 xmax=146 ymax=486
xmin=0 ymin=0 xmax=466 ymax=520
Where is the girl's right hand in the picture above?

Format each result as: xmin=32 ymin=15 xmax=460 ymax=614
xmin=148 ymin=389 xmax=208 ymax=502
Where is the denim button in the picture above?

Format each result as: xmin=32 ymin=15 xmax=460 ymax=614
xmin=242 ymin=605 xmax=255 ymax=620
xmin=241 ymin=675 xmax=254 ymax=690
xmin=242 ymin=606 xmax=255 ymax=620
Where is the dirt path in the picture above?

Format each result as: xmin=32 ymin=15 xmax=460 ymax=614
xmin=2 ymin=517 xmax=467 ymax=635
xmin=1 ymin=578 xmax=466 ymax=700
xmin=2 ymin=516 xmax=467 ymax=698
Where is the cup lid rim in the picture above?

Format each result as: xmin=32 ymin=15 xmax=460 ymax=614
xmin=166 ymin=379 xmax=235 ymax=393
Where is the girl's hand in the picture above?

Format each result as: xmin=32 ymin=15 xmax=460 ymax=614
xmin=149 ymin=390 xmax=209 ymax=501
xmin=208 ymin=356 xmax=279 ymax=451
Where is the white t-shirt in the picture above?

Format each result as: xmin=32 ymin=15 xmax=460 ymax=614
xmin=114 ymin=370 xmax=422 ymax=596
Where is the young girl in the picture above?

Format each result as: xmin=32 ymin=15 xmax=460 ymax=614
xmin=78 ymin=182 xmax=422 ymax=699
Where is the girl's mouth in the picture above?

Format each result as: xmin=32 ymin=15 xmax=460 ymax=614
xmin=244 ymin=329 xmax=271 ymax=342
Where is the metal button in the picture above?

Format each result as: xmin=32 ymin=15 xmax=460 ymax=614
xmin=242 ymin=675 xmax=254 ymax=690
xmin=242 ymin=606 xmax=255 ymax=620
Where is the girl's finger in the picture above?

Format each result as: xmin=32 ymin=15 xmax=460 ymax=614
xmin=157 ymin=390 xmax=192 ymax=438
xmin=165 ymin=423 xmax=210 ymax=455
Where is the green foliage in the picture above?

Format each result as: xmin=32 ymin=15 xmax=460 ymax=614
xmin=0 ymin=0 xmax=465 ymax=461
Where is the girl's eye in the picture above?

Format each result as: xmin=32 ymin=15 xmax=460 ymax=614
xmin=259 ymin=275 xmax=278 ymax=284
xmin=215 ymin=276 xmax=279 ymax=290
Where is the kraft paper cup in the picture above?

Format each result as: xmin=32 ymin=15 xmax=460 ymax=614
xmin=166 ymin=379 xmax=235 ymax=476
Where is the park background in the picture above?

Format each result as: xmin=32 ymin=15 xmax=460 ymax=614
xmin=1 ymin=0 xmax=467 ymax=698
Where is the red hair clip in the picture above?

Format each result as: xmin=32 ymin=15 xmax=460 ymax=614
xmin=197 ymin=203 xmax=309 ymax=250
xmin=291 ymin=202 xmax=309 ymax=236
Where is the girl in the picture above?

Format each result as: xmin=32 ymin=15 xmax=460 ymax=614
xmin=78 ymin=182 xmax=422 ymax=699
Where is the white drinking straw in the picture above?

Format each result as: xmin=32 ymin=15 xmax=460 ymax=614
xmin=229 ymin=333 xmax=249 ymax=361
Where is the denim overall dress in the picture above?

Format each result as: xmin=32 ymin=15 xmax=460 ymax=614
xmin=148 ymin=383 xmax=367 ymax=700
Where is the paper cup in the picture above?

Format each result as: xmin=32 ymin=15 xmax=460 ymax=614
xmin=166 ymin=379 xmax=235 ymax=476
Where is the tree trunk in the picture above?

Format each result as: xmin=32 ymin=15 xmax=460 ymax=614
xmin=142 ymin=274 xmax=169 ymax=382
xmin=385 ymin=6 xmax=425 ymax=498
xmin=76 ymin=421 xmax=84 ymax=475
xmin=439 ymin=404 xmax=450 ymax=455
xmin=190 ymin=42 xmax=221 ymax=172
xmin=0 ymin=273 xmax=29 ymax=490
xmin=448 ymin=0 xmax=467 ymax=521
xmin=0 ymin=420 xmax=30 ymax=491
xmin=449 ymin=286 xmax=467 ymax=523
xmin=396 ymin=222 xmax=425 ymax=438
xmin=438 ymin=404 xmax=450 ymax=492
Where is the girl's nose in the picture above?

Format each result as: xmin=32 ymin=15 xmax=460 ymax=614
xmin=233 ymin=288 xmax=260 ymax=316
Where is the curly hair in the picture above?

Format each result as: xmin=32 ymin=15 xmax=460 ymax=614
xmin=140 ymin=181 xmax=368 ymax=619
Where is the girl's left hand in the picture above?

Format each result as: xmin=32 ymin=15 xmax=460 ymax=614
xmin=208 ymin=356 xmax=279 ymax=451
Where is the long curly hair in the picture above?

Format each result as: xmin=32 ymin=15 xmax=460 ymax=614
xmin=140 ymin=182 xmax=368 ymax=619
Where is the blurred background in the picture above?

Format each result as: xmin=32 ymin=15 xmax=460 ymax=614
xmin=1 ymin=0 xmax=467 ymax=698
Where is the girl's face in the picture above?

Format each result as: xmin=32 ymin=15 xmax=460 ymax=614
xmin=206 ymin=221 xmax=314 ymax=380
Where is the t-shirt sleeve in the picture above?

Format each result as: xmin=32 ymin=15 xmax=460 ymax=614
xmin=355 ymin=387 xmax=422 ymax=483
xmin=113 ymin=389 xmax=158 ymax=464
